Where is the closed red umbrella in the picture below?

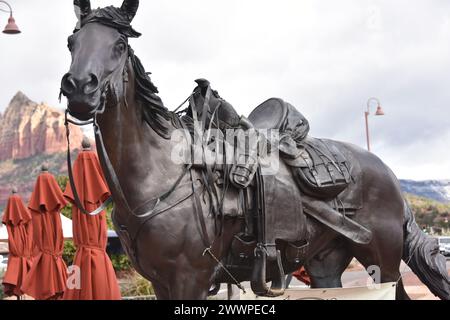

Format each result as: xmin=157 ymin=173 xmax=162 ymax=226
xmin=1 ymin=190 xmax=34 ymax=297
xmin=21 ymin=167 xmax=68 ymax=300
xmin=63 ymin=141 xmax=121 ymax=300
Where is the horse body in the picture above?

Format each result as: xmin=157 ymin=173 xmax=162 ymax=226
xmin=61 ymin=1 xmax=450 ymax=300
xmin=94 ymin=59 xmax=406 ymax=299
xmin=305 ymin=142 xmax=406 ymax=292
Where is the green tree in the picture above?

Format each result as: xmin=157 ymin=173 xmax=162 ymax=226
xmin=110 ymin=253 xmax=132 ymax=271
xmin=56 ymin=175 xmax=69 ymax=191
xmin=56 ymin=175 xmax=73 ymax=219
xmin=63 ymin=240 xmax=77 ymax=266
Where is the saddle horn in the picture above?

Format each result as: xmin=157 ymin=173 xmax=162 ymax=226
xmin=121 ymin=0 xmax=139 ymax=21
xmin=74 ymin=0 xmax=91 ymax=22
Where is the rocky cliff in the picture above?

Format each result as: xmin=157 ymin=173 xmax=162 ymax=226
xmin=0 ymin=92 xmax=84 ymax=161
xmin=0 ymin=92 xmax=85 ymax=208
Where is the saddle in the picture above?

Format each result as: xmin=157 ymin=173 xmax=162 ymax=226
xmin=185 ymin=91 xmax=369 ymax=296
xmin=248 ymin=98 xmax=368 ymax=241
xmin=248 ymin=98 xmax=351 ymax=200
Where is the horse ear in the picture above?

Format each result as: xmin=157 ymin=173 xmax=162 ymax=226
xmin=121 ymin=0 xmax=139 ymax=21
xmin=74 ymin=0 xmax=91 ymax=21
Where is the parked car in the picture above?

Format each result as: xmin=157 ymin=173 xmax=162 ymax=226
xmin=0 ymin=255 xmax=8 ymax=271
xmin=437 ymin=236 xmax=450 ymax=256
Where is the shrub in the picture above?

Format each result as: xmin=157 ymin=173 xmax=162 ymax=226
xmin=120 ymin=272 xmax=154 ymax=298
xmin=63 ymin=239 xmax=133 ymax=275
xmin=405 ymin=193 xmax=450 ymax=231
xmin=63 ymin=240 xmax=77 ymax=266
xmin=110 ymin=254 xmax=132 ymax=272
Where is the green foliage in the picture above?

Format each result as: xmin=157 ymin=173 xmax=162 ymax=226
xmin=61 ymin=204 xmax=73 ymax=220
xmin=63 ymin=240 xmax=77 ymax=266
xmin=405 ymin=193 xmax=450 ymax=233
xmin=0 ymin=152 xmax=77 ymax=190
xmin=110 ymin=253 xmax=132 ymax=272
xmin=56 ymin=175 xmax=69 ymax=191
xmin=59 ymin=201 xmax=73 ymax=220
xmin=62 ymin=239 xmax=132 ymax=273
xmin=120 ymin=272 xmax=155 ymax=297
xmin=105 ymin=202 xmax=114 ymax=229
xmin=56 ymin=175 xmax=73 ymax=219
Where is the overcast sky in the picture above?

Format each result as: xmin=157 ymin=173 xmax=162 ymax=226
xmin=0 ymin=0 xmax=449 ymax=180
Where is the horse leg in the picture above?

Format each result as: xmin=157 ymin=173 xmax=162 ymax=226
xmin=349 ymin=202 xmax=409 ymax=300
xmin=351 ymin=238 xmax=409 ymax=300
xmin=152 ymin=280 xmax=170 ymax=300
xmin=352 ymin=252 xmax=409 ymax=300
xmin=305 ymin=237 xmax=353 ymax=288
xmin=395 ymin=278 xmax=410 ymax=300
xmin=168 ymin=265 xmax=213 ymax=300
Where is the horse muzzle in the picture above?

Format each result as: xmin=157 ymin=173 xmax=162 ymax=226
xmin=61 ymin=72 xmax=103 ymax=120
xmin=66 ymin=100 xmax=99 ymax=120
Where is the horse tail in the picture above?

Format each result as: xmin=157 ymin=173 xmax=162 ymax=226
xmin=402 ymin=200 xmax=450 ymax=300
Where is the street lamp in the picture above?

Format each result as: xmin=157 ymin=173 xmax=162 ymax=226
xmin=0 ymin=0 xmax=20 ymax=34
xmin=364 ymin=97 xmax=384 ymax=152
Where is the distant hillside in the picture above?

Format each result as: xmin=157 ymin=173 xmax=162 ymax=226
xmin=0 ymin=151 xmax=79 ymax=210
xmin=400 ymin=180 xmax=450 ymax=203
xmin=404 ymin=193 xmax=450 ymax=232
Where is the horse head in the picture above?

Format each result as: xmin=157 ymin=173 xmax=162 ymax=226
xmin=60 ymin=0 xmax=140 ymax=121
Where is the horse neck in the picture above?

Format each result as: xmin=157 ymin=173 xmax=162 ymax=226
xmin=96 ymin=62 xmax=182 ymax=212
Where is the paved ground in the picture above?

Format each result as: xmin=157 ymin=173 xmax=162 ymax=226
xmin=4 ymin=259 xmax=449 ymax=300
xmin=287 ymin=258 xmax=450 ymax=300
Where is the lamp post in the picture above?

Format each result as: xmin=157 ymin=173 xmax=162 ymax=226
xmin=364 ymin=97 xmax=384 ymax=152
xmin=0 ymin=0 xmax=20 ymax=34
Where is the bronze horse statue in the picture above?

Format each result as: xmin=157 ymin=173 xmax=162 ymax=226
xmin=61 ymin=0 xmax=450 ymax=300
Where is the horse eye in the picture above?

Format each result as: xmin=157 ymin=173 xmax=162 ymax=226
xmin=116 ymin=42 xmax=126 ymax=53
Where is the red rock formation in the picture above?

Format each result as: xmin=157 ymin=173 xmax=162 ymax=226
xmin=0 ymin=92 xmax=88 ymax=209
xmin=0 ymin=92 xmax=84 ymax=161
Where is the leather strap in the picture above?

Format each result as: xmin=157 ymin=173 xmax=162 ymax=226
xmin=188 ymin=87 xmax=217 ymax=243
xmin=65 ymin=110 xmax=113 ymax=216
xmin=190 ymin=170 xmax=211 ymax=249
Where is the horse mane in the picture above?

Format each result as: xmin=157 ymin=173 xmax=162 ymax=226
xmin=128 ymin=47 xmax=171 ymax=139
xmin=81 ymin=5 xmax=171 ymax=138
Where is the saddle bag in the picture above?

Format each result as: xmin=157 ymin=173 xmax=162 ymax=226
xmin=284 ymin=138 xmax=351 ymax=200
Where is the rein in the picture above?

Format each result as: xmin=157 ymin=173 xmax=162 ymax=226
xmin=65 ymin=111 xmax=113 ymax=216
